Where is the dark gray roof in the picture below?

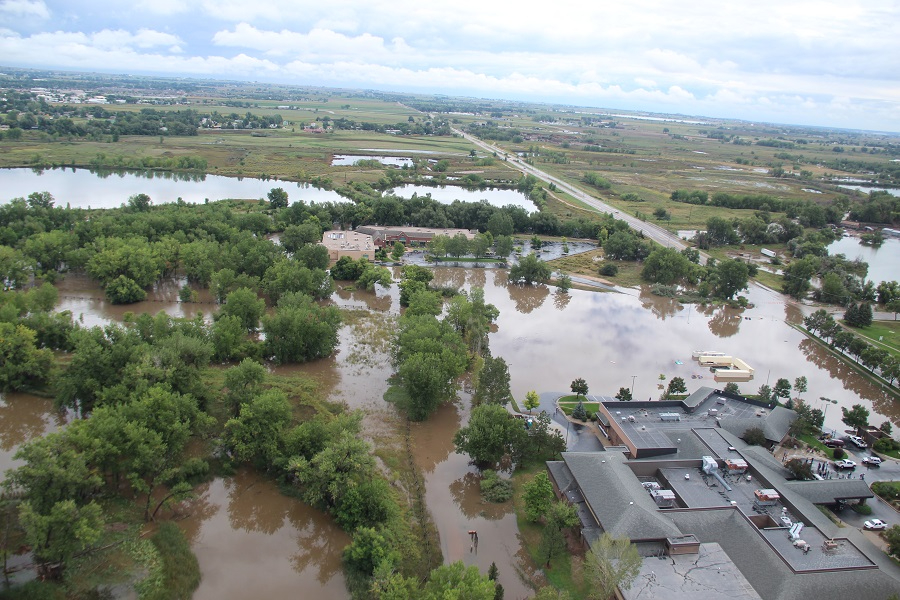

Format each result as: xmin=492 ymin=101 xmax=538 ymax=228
xmin=717 ymin=406 xmax=797 ymax=443
xmin=663 ymin=509 xmax=900 ymax=600
xmin=561 ymin=452 xmax=681 ymax=541
xmin=682 ymin=386 xmax=715 ymax=409
xmin=546 ymin=461 xmax=576 ymax=494
xmin=783 ymin=479 xmax=874 ymax=504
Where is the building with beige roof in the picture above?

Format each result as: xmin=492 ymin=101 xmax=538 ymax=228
xmin=320 ymin=230 xmax=375 ymax=261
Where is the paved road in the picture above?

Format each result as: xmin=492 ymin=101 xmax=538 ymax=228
xmin=453 ymin=128 xmax=710 ymax=265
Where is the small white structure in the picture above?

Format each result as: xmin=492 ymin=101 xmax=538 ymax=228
xmin=651 ymin=489 xmax=677 ymax=508
xmin=761 ymin=248 xmax=777 ymax=258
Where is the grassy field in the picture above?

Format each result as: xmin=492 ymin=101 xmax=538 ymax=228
xmin=850 ymin=320 xmax=900 ymax=358
xmin=548 ymin=249 xmax=645 ymax=288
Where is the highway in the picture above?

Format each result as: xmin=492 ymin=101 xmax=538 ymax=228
xmin=453 ymin=128 xmax=709 ymax=264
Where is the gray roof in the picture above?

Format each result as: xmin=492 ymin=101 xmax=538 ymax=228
xmin=682 ymin=386 xmax=715 ymax=410
xmin=717 ymin=406 xmax=797 ymax=443
xmin=561 ymin=452 xmax=681 ymax=541
xmin=546 ymin=461 xmax=576 ymax=494
xmin=663 ymin=509 xmax=900 ymax=600
xmin=783 ymin=479 xmax=874 ymax=504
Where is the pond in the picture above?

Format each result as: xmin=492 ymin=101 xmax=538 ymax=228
xmin=0 ymin=167 xmax=347 ymax=208
xmin=827 ymin=236 xmax=900 ymax=286
xmin=388 ymin=184 xmax=534 ymax=209
xmin=331 ymin=155 xmax=415 ymax=167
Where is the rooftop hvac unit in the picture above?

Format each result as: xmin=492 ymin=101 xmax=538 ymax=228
xmin=702 ymin=456 xmax=718 ymax=474
xmin=659 ymin=413 xmax=681 ymax=422
xmin=651 ymin=490 xmax=676 ymax=508
xmin=708 ymin=408 xmax=718 ymax=416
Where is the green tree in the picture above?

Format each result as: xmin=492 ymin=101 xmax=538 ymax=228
xmin=523 ymin=390 xmax=540 ymax=414
xmin=476 ymin=355 xmax=512 ymax=405
xmin=127 ymin=193 xmax=152 ymax=212
xmin=0 ymin=322 xmax=54 ymax=391
xmin=19 ymin=499 xmax=104 ymax=579
xmin=267 ymin=187 xmax=289 ymax=209
xmin=446 ymin=233 xmax=471 ymax=259
xmin=262 ymin=292 xmax=342 ymax=364
xmin=538 ymin=501 xmax=578 ymax=567
xmin=523 ymin=472 xmax=554 ymax=523
xmin=289 ymin=431 xmax=375 ymax=513
xmin=743 ymin=426 xmax=767 ymax=446
xmin=615 ymin=387 xmax=632 ymax=401
xmin=223 ymin=358 xmax=267 ymax=416
xmin=757 ymin=384 xmax=772 ymax=401
xmin=782 ymin=256 xmax=818 ymax=300
xmin=883 ymin=525 xmax=900 ymax=559
xmin=219 ymin=287 xmax=266 ymax=332
xmin=344 ymin=526 xmax=397 ymax=577
xmin=793 ymin=376 xmax=807 ymax=400
xmin=785 ymin=458 xmax=814 ymax=481
xmin=572 ymin=401 xmax=588 ymax=421
xmin=773 ymin=378 xmax=792 ymax=401
xmin=724 ymin=382 xmax=740 ymax=395
xmin=210 ymin=314 xmax=247 ymax=362
xmin=582 ymin=533 xmax=642 ymax=600
xmin=422 ymin=562 xmax=495 ymax=600
xmin=453 ymin=404 xmax=525 ymax=465
xmin=391 ymin=241 xmax=406 ymax=262
xmin=105 ymin=274 xmax=147 ymax=304
xmin=570 ymin=378 xmax=588 ymax=398
xmin=841 ymin=403 xmax=870 ymax=433
xmin=357 ymin=265 xmax=393 ymax=291
xmin=641 ymin=247 xmax=692 ymax=284
xmin=666 ymin=377 xmax=687 ymax=397
xmin=555 ymin=272 xmax=572 ymax=293
xmin=509 ymin=253 xmax=551 ymax=285
xmin=225 ymin=390 xmax=291 ymax=470
xmin=713 ymin=259 xmax=749 ymax=299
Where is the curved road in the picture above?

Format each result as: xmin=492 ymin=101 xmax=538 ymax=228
xmin=453 ymin=128 xmax=709 ymax=264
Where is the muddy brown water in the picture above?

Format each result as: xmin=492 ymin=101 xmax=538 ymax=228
xmin=2 ymin=266 xmax=899 ymax=599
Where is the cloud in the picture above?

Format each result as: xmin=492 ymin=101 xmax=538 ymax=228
xmin=133 ymin=0 xmax=192 ymax=16
xmin=0 ymin=0 xmax=49 ymax=19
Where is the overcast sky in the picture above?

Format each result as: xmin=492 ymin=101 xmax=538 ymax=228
xmin=2 ymin=0 xmax=899 ymax=132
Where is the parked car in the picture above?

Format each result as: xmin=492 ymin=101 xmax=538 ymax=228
xmin=823 ymin=438 xmax=845 ymax=448
xmin=834 ymin=459 xmax=857 ymax=469
xmin=861 ymin=456 xmax=882 ymax=466
xmin=848 ymin=435 xmax=868 ymax=449
xmin=864 ymin=519 xmax=887 ymax=531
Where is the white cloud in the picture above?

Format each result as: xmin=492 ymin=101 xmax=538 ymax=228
xmin=133 ymin=0 xmax=192 ymax=16
xmin=0 ymin=0 xmax=49 ymax=19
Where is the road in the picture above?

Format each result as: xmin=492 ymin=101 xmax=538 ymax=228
xmin=453 ymin=128 xmax=709 ymax=264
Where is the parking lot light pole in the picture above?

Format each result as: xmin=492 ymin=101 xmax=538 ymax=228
xmin=631 ymin=375 xmax=637 ymax=395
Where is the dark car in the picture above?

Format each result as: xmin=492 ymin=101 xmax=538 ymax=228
xmin=823 ymin=438 xmax=845 ymax=448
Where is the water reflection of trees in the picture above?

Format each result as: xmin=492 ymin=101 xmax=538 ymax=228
xmin=448 ymin=471 xmax=513 ymax=520
xmin=507 ymin=284 xmax=549 ymax=314
xmin=798 ymin=339 xmax=899 ymax=419
xmin=0 ymin=395 xmax=63 ymax=451
xmin=411 ymin=403 xmax=461 ymax=474
xmin=467 ymin=268 xmax=487 ymax=289
xmin=553 ymin=291 xmax=572 ymax=311
xmin=226 ymin=472 xmax=288 ymax=535
xmin=175 ymin=481 xmax=220 ymax=545
xmin=430 ymin=268 xmax=466 ymax=291
xmin=334 ymin=287 xmax=393 ymax=312
xmin=638 ymin=288 xmax=683 ymax=321
xmin=706 ymin=305 xmax=743 ymax=338
xmin=288 ymin=510 xmax=348 ymax=585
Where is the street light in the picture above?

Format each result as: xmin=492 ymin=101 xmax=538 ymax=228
xmin=631 ymin=375 xmax=637 ymax=395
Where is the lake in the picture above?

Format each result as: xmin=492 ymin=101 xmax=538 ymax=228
xmin=0 ymin=167 xmax=347 ymax=208
xmin=332 ymin=154 xmax=415 ymax=167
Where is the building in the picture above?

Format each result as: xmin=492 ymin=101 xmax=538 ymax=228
xmin=319 ymin=230 xmax=374 ymax=261
xmin=355 ymin=225 xmax=475 ymax=248
xmin=547 ymin=428 xmax=895 ymax=600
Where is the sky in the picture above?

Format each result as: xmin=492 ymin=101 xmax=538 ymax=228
xmin=1 ymin=0 xmax=899 ymax=132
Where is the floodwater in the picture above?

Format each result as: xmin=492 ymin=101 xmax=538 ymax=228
xmin=332 ymin=155 xmax=414 ymax=167
xmin=177 ymin=468 xmax=350 ymax=600
xmin=0 ymin=392 xmax=67 ymax=475
xmin=2 ymin=262 xmax=900 ymax=598
xmin=0 ymin=167 xmax=347 ymax=208
xmin=826 ymin=236 xmax=900 ymax=286
xmin=388 ymin=184 xmax=535 ymax=209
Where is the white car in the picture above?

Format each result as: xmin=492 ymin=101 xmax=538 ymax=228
xmin=864 ymin=519 xmax=887 ymax=531
xmin=861 ymin=456 xmax=882 ymax=466
xmin=848 ymin=435 xmax=868 ymax=449
xmin=834 ymin=459 xmax=857 ymax=469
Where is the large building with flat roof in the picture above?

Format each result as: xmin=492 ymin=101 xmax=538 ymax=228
xmin=546 ymin=387 xmax=900 ymax=599
xmin=320 ymin=230 xmax=375 ymax=261
xmin=355 ymin=225 xmax=475 ymax=248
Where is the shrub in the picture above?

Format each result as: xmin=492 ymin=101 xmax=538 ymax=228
xmin=874 ymin=437 xmax=900 ymax=454
xmin=850 ymin=503 xmax=872 ymax=515
xmin=832 ymin=447 xmax=845 ymax=460
xmin=599 ymin=263 xmax=618 ymax=276
xmin=480 ymin=470 xmax=513 ymax=503
xmin=572 ymin=401 xmax=588 ymax=421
